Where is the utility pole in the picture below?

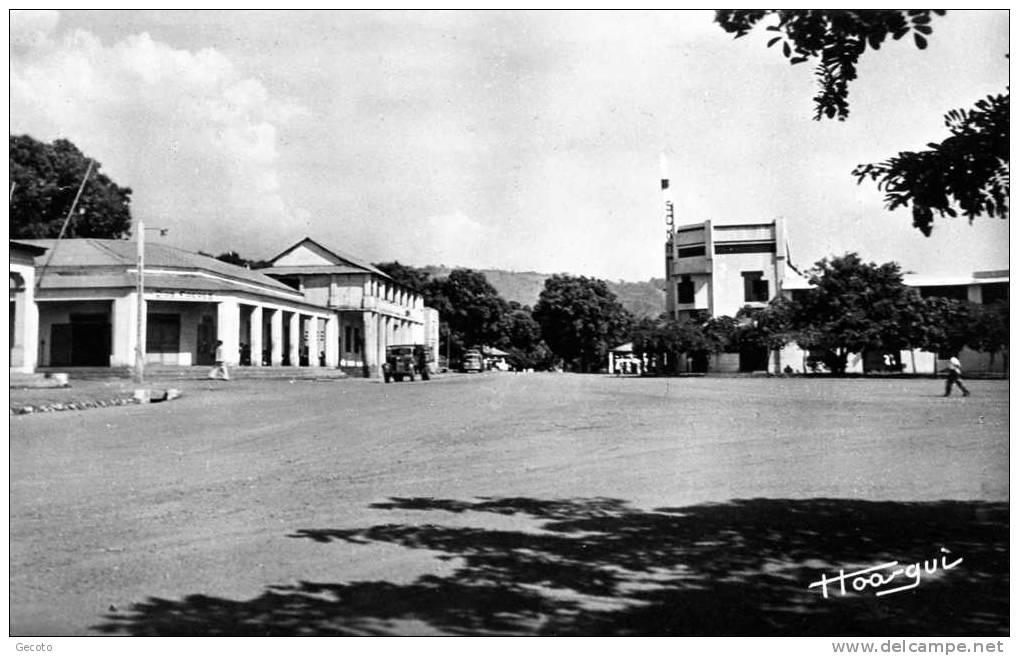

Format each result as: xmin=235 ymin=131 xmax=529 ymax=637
xmin=135 ymin=218 xmax=146 ymax=384
xmin=134 ymin=223 xmax=169 ymax=384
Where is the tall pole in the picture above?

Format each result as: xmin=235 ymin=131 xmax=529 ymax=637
xmin=36 ymin=160 xmax=94 ymax=290
xmin=135 ymin=218 xmax=145 ymax=384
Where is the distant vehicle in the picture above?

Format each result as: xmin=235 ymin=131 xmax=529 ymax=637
xmin=383 ymin=344 xmax=432 ymax=383
xmin=461 ymin=348 xmax=484 ymax=373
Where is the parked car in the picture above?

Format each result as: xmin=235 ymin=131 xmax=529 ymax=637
xmin=461 ymin=348 xmax=484 ymax=373
xmin=383 ymin=344 xmax=432 ymax=383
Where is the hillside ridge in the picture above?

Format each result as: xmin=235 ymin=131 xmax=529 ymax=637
xmin=424 ymin=266 xmax=665 ymax=319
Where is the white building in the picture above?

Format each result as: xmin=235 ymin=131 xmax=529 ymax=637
xmin=12 ymin=237 xmax=438 ymax=377
xmin=664 ymin=219 xmax=1008 ymax=375
xmin=261 ymin=237 xmax=435 ymax=375
xmin=10 ymin=241 xmax=47 ymax=373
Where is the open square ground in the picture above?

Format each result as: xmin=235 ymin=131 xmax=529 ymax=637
xmin=9 ymin=373 xmax=1008 ymax=635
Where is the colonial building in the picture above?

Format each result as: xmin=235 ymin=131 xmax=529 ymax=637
xmin=260 ymin=237 xmax=439 ymax=375
xmin=10 ymin=240 xmax=47 ymax=373
xmin=664 ymin=219 xmax=1008 ymax=375
xmin=12 ymin=237 xmax=438 ymax=377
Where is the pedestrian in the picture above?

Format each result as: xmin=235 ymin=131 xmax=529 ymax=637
xmin=942 ymin=356 xmax=970 ymax=397
xmin=208 ymin=340 xmax=230 ymax=381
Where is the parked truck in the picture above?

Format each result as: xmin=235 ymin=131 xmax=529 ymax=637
xmin=382 ymin=344 xmax=432 ymax=383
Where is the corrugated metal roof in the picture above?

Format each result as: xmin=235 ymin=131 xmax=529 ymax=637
xmin=22 ymin=238 xmax=297 ymax=293
xmin=261 ymin=265 xmax=370 ymax=276
xmin=10 ymin=240 xmax=48 ymax=255
xmin=38 ymin=274 xmax=134 ymax=289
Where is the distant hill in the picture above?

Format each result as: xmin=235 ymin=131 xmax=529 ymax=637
xmin=424 ymin=266 xmax=665 ymax=319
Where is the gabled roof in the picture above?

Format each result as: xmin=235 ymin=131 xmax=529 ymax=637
xmin=267 ymin=237 xmax=391 ymax=279
xmin=21 ymin=238 xmax=299 ymax=294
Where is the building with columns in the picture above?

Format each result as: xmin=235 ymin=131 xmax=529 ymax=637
xmin=15 ymin=237 xmax=438 ymax=377
xmin=10 ymin=241 xmax=47 ymax=374
xmin=261 ymin=238 xmax=434 ymax=376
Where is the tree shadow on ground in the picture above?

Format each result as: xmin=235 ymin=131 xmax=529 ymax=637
xmin=94 ymin=497 xmax=1007 ymax=636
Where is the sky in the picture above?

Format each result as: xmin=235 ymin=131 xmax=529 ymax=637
xmin=8 ymin=9 xmax=1010 ymax=281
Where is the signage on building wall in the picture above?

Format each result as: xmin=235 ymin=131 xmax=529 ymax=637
xmin=148 ymin=291 xmax=216 ymax=301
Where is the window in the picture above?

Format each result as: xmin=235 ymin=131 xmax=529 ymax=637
xmin=742 ymin=272 xmax=769 ymax=303
xmin=677 ymin=245 xmax=706 ymax=258
xmin=677 ymin=276 xmax=695 ymax=304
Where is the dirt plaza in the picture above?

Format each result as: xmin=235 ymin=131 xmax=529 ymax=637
xmin=9 ymin=373 xmax=1008 ymax=636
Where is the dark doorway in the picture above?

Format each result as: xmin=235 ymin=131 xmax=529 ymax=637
xmin=689 ymin=352 xmax=709 ymax=373
xmin=196 ymin=315 xmax=215 ymax=366
xmin=147 ymin=313 xmax=182 ymax=365
xmin=739 ymin=346 xmax=769 ymax=373
xmin=51 ymin=313 xmax=112 ymax=366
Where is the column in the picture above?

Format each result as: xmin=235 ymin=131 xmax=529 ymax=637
xmin=362 ymin=311 xmax=377 ymax=377
xmin=217 ymin=299 xmax=241 ymax=366
xmin=111 ymin=293 xmax=139 ymax=368
xmin=249 ymin=305 xmax=263 ymax=367
xmin=288 ymin=312 xmax=300 ymax=367
xmin=325 ymin=314 xmax=340 ymax=368
xmin=269 ymin=309 xmax=283 ymax=366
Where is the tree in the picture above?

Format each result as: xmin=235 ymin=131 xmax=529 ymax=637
xmin=967 ymin=301 xmax=1009 ymax=371
xmin=790 ymin=253 xmax=922 ymax=374
xmin=852 ymin=93 xmax=1009 ymax=236
xmin=630 ymin=312 xmax=713 ymax=374
xmin=202 ymin=251 xmax=271 ymax=269
xmin=715 ymin=10 xmax=1008 ymax=236
xmin=373 ymin=261 xmax=432 ymax=295
xmin=428 ymin=269 xmax=510 ymax=359
xmin=10 ymin=134 xmax=133 ymax=239
xmin=915 ymin=296 xmax=973 ymax=360
xmin=715 ymin=10 xmax=944 ymax=121
xmin=533 ymin=275 xmax=634 ymax=372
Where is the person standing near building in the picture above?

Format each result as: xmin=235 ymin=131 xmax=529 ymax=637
xmin=943 ymin=356 xmax=970 ymax=397
xmin=208 ymin=340 xmax=230 ymax=381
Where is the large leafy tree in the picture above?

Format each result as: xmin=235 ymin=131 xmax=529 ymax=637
xmin=533 ymin=275 xmax=634 ymax=372
xmin=790 ymin=253 xmax=923 ymax=374
xmin=10 ymin=134 xmax=133 ymax=239
xmin=502 ymin=304 xmax=555 ymax=371
xmin=374 ymin=261 xmax=432 ymax=295
xmin=427 ymin=268 xmax=510 ymax=358
xmin=630 ymin=312 xmax=713 ymax=373
xmin=715 ymin=10 xmax=1008 ymax=236
xmin=966 ymin=301 xmax=1009 ymax=371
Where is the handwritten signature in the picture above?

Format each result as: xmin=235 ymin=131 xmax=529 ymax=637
xmin=808 ymin=548 xmax=963 ymax=598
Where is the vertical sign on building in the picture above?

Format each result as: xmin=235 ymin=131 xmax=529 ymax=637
xmin=660 ymin=151 xmax=676 ymax=282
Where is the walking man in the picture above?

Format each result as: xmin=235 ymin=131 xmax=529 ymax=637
xmin=208 ymin=340 xmax=231 ymax=381
xmin=943 ymin=356 xmax=970 ymax=397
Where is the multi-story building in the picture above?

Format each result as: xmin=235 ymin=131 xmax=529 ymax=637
xmin=664 ymin=219 xmax=1007 ymax=374
xmin=261 ymin=237 xmax=436 ymax=376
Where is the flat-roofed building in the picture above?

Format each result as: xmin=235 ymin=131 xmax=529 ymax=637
xmin=663 ymin=221 xmax=1007 ymax=375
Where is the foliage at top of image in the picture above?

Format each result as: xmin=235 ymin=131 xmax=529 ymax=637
xmin=715 ymin=10 xmax=945 ymax=121
xmin=852 ymin=92 xmax=1009 ymax=236
xmin=10 ymin=134 xmax=133 ymax=240
xmin=715 ymin=10 xmax=1009 ymax=236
